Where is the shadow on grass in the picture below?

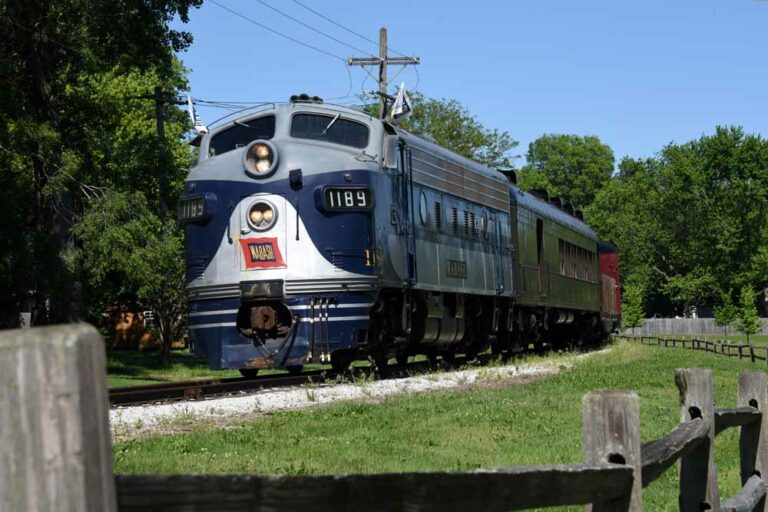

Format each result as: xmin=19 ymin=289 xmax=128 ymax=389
xmin=107 ymin=349 xmax=210 ymax=378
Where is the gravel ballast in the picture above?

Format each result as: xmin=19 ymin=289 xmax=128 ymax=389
xmin=110 ymin=350 xmax=607 ymax=439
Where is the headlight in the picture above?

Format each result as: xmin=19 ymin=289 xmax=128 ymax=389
xmin=247 ymin=201 xmax=277 ymax=231
xmin=244 ymin=140 xmax=278 ymax=178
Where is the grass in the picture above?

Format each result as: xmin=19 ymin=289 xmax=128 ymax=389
xmin=106 ymin=350 xmax=330 ymax=388
xmin=107 ymin=348 xmax=402 ymax=388
xmin=112 ymin=341 xmax=765 ymax=509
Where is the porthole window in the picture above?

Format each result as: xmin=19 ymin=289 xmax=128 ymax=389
xmin=419 ymin=191 xmax=428 ymax=225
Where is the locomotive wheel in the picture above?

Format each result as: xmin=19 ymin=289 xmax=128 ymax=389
xmin=286 ymin=365 xmax=304 ymax=375
xmin=373 ymin=352 xmax=389 ymax=377
xmin=239 ymin=368 xmax=260 ymax=378
xmin=331 ymin=352 xmax=351 ymax=373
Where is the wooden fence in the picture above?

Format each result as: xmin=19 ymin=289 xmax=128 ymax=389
xmin=622 ymin=318 xmax=768 ymax=336
xmin=618 ymin=335 xmax=768 ymax=364
xmin=2 ymin=325 xmax=768 ymax=511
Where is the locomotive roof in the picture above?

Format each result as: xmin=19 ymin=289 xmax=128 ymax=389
xmin=510 ymin=186 xmax=599 ymax=241
xmin=394 ymin=128 xmax=509 ymax=186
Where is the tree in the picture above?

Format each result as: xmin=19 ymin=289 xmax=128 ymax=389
xmin=74 ymin=191 xmax=186 ymax=364
xmin=713 ymin=291 xmax=737 ymax=337
xmin=375 ymin=92 xmax=519 ymax=168
xmin=0 ymin=0 xmax=200 ymax=325
xmin=588 ymin=127 xmax=768 ymax=317
xmin=621 ymin=282 xmax=646 ymax=335
xmin=734 ymin=286 xmax=761 ymax=344
xmin=518 ymin=134 xmax=615 ymax=208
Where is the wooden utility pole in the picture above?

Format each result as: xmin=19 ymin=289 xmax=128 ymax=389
xmin=347 ymin=27 xmax=420 ymax=118
xmin=154 ymin=86 xmax=168 ymax=220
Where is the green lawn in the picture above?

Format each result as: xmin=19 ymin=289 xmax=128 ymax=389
xmin=113 ymin=341 xmax=763 ymax=509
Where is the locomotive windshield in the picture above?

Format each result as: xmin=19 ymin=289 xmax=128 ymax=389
xmin=290 ymin=113 xmax=369 ymax=148
xmin=209 ymin=115 xmax=276 ymax=157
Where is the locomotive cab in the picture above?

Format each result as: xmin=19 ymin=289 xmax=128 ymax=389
xmin=180 ymin=99 xmax=387 ymax=372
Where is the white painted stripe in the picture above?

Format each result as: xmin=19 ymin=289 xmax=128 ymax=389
xmin=188 ymin=322 xmax=237 ymax=329
xmin=290 ymin=303 xmax=374 ymax=311
xmin=300 ymin=315 xmax=369 ymax=322
xmin=188 ymin=309 xmax=238 ymax=317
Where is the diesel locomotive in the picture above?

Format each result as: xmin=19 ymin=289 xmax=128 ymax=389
xmin=178 ymin=95 xmax=621 ymax=375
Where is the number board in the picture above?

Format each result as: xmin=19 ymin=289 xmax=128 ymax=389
xmin=322 ymin=187 xmax=373 ymax=211
xmin=178 ymin=196 xmax=205 ymax=222
xmin=446 ymin=259 xmax=467 ymax=279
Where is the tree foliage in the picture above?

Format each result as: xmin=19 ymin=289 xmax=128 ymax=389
xmin=620 ymin=281 xmax=646 ymax=333
xmin=588 ymin=126 xmax=768 ymax=317
xmin=518 ymin=134 xmax=615 ymax=208
xmin=734 ymin=286 xmax=762 ymax=343
xmin=713 ymin=290 xmax=738 ymax=336
xmin=0 ymin=0 xmax=198 ymax=326
xmin=74 ymin=191 xmax=186 ymax=362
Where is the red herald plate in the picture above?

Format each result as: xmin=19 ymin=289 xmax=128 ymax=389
xmin=239 ymin=237 xmax=285 ymax=269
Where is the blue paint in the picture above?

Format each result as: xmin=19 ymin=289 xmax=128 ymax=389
xmin=182 ymin=169 xmax=386 ymax=282
xmin=188 ymin=293 xmax=375 ymax=369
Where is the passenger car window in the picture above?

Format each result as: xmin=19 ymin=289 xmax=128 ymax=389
xmin=209 ymin=116 xmax=276 ymax=157
xmin=290 ymin=113 xmax=369 ymax=148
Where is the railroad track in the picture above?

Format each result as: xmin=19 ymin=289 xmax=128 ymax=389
xmin=108 ymin=346 xmax=599 ymax=408
xmin=109 ymin=356 xmax=471 ymax=408
xmin=109 ymin=371 xmax=325 ymax=407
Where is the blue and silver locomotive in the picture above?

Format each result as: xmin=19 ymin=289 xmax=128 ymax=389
xmin=179 ymin=95 xmax=619 ymax=375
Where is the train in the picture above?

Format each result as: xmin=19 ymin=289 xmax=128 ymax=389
xmin=178 ymin=94 xmax=621 ymax=376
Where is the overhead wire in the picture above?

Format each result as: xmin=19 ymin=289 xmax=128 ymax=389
xmin=289 ymin=0 xmax=408 ymax=57
xmin=288 ymin=0 xmax=420 ymax=93
xmin=207 ymin=0 xmax=353 ymax=97
xmin=253 ymin=0 xmax=376 ymax=57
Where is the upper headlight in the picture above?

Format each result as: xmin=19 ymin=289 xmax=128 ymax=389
xmin=244 ymin=140 xmax=278 ymax=178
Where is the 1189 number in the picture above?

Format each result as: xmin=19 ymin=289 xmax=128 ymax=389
xmin=323 ymin=187 xmax=373 ymax=210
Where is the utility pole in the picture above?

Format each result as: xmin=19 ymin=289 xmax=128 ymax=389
xmin=347 ymin=27 xmax=420 ymax=118
xmin=154 ymin=86 xmax=168 ymax=220
xmin=134 ymin=88 xmax=185 ymax=220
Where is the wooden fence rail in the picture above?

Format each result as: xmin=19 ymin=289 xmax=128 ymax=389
xmin=617 ymin=335 xmax=768 ymax=364
xmin=3 ymin=325 xmax=768 ymax=511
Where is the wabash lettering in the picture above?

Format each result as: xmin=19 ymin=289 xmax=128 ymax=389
xmin=239 ymin=237 xmax=285 ymax=269
xmin=248 ymin=243 xmax=275 ymax=262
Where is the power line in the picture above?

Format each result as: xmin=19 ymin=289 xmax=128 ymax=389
xmin=289 ymin=0 xmax=421 ymax=94
xmin=289 ymin=0 xmax=409 ymax=57
xmin=207 ymin=0 xmax=353 ymax=97
xmin=253 ymin=0 xmax=376 ymax=57
xmin=209 ymin=0 xmax=345 ymax=62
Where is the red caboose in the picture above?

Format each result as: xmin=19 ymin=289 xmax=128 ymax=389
xmin=598 ymin=240 xmax=622 ymax=335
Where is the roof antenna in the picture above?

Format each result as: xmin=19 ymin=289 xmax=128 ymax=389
xmin=187 ymin=95 xmax=209 ymax=135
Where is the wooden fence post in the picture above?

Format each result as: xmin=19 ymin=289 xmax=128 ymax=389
xmin=0 ymin=324 xmax=116 ymax=512
xmin=676 ymin=368 xmax=720 ymax=512
xmin=583 ymin=391 xmax=642 ymax=511
xmin=738 ymin=372 xmax=768 ymax=511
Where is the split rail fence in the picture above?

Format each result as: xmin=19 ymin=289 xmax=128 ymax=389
xmin=3 ymin=324 xmax=768 ymax=511
xmin=618 ymin=334 xmax=768 ymax=364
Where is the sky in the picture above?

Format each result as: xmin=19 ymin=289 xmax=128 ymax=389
xmin=172 ymin=0 xmax=768 ymax=165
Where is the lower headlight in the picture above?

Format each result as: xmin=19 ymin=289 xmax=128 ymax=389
xmin=247 ymin=201 xmax=277 ymax=231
